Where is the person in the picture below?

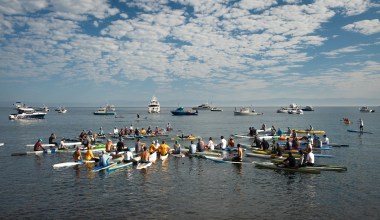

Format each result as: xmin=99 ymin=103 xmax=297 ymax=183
xmin=137 ymin=113 xmax=140 ymax=119
xmin=129 ymin=124 xmax=134 ymax=130
xmin=173 ymin=141 xmax=181 ymax=154
xmin=79 ymin=130 xmax=86 ymax=140
xmin=34 ymin=139 xmax=45 ymax=151
xmin=59 ymin=138 xmax=68 ymax=150
xmin=113 ymin=127 xmax=119 ymax=135
xmin=85 ymin=146 xmax=99 ymax=162
xmin=98 ymin=127 xmax=104 ymax=136
xmin=285 ymin=138 xmax=292 ymax=150
xmin=270 ymin=140 xmax=277 ymax=154
xmin=140 ymin=146 xmax=150 ymax=163
xmin=302 ymin=140 xmax=313 ymax=166
xmin=87 ymin=130 xmax=93 ymax=136
xmin=261 ymin=123 xmax=266 ymax=131
xmin=270 ymin=125 xmax=277 ymax=136
xmin=254 ymin=136 xmax=262 ymax=149
xmin=287 ymin=127 xmax=292 ymax=135
xmin=135 ymin=138 xmax=145 ymax=154
xmin=305 ymin=150 xmax=315 ymax=166
xmin=166 ymin=122 xmax=172 ymax=131
xmin=359 ymin=118 xmax=364 ymax=132
xmin=315 ymin=136 xmax=322 ymax=148
xmin=283 ymin=152 xmax=296 ymax=168
xmin=207 ymin=137 xmax=215 ymax=150
xmin=291 ymin=130 xmax=297 ymax=139
xmin=82 ymin=135 xmax=91 ymax=149
xmin=72 ymin=146 xmax=83 ymax=161
xmin=232 ymin=144 xmax=243 ymax=162
xmin=141 ymin=128 xmax=147 ymax=135
xmin=123 ymin=147 xmax=134 ymax=162
xmin=307 ymin=125 xmax=313 ymax=131
xmin=227 ymin=137 xmax=235 ymax=148
xmin=105 ymin=139 xmax=114 ymax=152
xmin=292 ymin=139 xmax=299 ymax=150
xmin=147 ymin=126 xmax=153 ymax=134
xmin=134 ymin=128 xmax=140 ymax=137
xmin=277 ymin=128 xmax=283 ymax=136
xmin=189 ymin=140 xmax=196 ymax=154
xmin=249 ymin=127 xmax=255 ymax=136
xmin=49 ymin=133 xmax=58 ymax=147
xmin=116 ymin=138 xmax=125 ymax=153
xmin=99 ymin=151 xmax=112 ymax=167
xmin=149 ymin=141 xmax=157 ymax=154
xmin=262 ymin=139 xmax=269 ymax=151
xmin=322 ymin=134 xmax=330 ymax=145
xmin=157 ymin=140 xmax=171 ymax=156
xmin=219 ymin=136 xmax=227 ymax=150
xmin=196 ymin=138 xmax=205 ymax=152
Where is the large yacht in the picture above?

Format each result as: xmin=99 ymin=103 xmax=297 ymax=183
xmin=192 ymin=103 xmax=211 ymax=110
xmin=148 ymin=96 xmax=160 ymax=113
xmin=93 ymin=104 xmax=116 ymax=115
xmin=9 ymin=107 xmax=47 ymax=120
xmin=277 ymin=103 xmax=299 ymax=113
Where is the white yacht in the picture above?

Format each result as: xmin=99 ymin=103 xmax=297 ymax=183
xmin=93 ymin=104 xmax=116 ymax=115
xmin=277 ymin=103 xmax=299 ymax=113
xmin=148 ymin=96 xmax=160 ymax=113
xmin=9 ymin=107 xmax=47 ymax=120
xmin=359 ymin=106 xmax=375 ymax=113
xmin=192 ymin=103 xmax=211 ymax=110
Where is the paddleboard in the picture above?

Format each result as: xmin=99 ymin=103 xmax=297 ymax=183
xmin=108 ymin=162 xmax=133 ymax=172
xmin=53 ymin=160 xmax=95 ymax=168
xmin=0 ymin=143 xmax=4 ymax=147
xmin=255 ymin=162 xmax=320 ymax=174
xmin=171 ymin=153 xmax=185 ymax=158
xmin=25 ymin=142 xmax=82 ymax=147
xmin=136 ymin=161 xmax=152 ymax=169
xmin=91 ymin=163 xmax=117 ymax=172
xmin=204 ymin=155 xmax=253 ymax=164
xmin=159 ymin=154 xmax=169 ymax=161
xmin=347 ymin=130 xmax=373 ymax=134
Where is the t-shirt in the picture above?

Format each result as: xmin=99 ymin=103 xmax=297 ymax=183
xmin=221 ymin=139 xmax=227 ymax=149
xmin=124 ymin=151 xmax=134 ymax=161
xmin=208 ymin=140 xmax=214 ymax=150
xmin=307 ymin=152 xmax=315 ymax=164
xmin=158 ymin=144 xmax=171 ymax=156
xmin=189 ymin=144 xmax=196 ymax=154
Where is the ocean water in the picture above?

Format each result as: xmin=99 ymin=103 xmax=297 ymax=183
xmin=0 ymin=106 xmax=379 ymax=219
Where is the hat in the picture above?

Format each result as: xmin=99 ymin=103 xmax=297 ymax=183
xmin=119 ymin=138 xmax=124 ymax=141
xmin=38 ymin=139 xmax=42 ymax=142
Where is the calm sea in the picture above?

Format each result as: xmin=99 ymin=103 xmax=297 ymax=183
xmin=0 ymin=106 xmax=379 ymax=219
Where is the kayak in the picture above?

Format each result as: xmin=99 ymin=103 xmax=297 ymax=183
xmin=204 ymin=155 xmax=253 ymax=164
xmin=273 ymin=136 xmax=304 ymax=141
xmin=270 ymin=159 xmax=347 ymax=172
xmin=252 ymin=150 xmax=271 ymax=155
xmin=347 ymin=130 xmax=373 ymax=134
xmin=108 ymin=162 xmax=133 ymax=172
xmin=53 ymin=160 xmax=95 ymax=169
xmin=25 ymin=142 xmax=82 ymax=147
xmin=136 ymin=161 xmax=152 ymax=169
xmin=170 ymin=135 xmax=200 ymax=140
xmin=255 ymin=162 xmax=320 ymax=174
xmin=91 ymin=162 xmax=117 ymax=172
xmin=294 ymin=130 xmax=325 ymax=134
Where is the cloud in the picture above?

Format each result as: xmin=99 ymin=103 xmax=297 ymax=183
xmin=342 ymin=19 xmax=380 ymax=35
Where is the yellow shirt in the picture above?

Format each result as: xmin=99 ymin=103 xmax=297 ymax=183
xmin=141 ymin=129 xmax=147 ymax=135
xmin=157 ymin=144 xmax=171 ymax=156
xmin=85 ymin=150 xmax=95 ymax=161
xmin=149 ymin=143 xmax=156 ymax=154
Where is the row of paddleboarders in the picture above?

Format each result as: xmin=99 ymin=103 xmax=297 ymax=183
xmin=248 ymin=124 xmax=315 ymax=137
xmin=33 ymin=133 xmax=70 ymax=151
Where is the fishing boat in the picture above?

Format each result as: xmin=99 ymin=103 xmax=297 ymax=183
xmin=171 ymin=107 xmax=198 ymax=116
xmin=93 ymin=104 xmax=116 ymax=115
xmin=192 ymin=103 xmax=211 ymax=110
xmin=36 ymin=105 xmax=49 ymax=112
xmin=57 ymin=107 xmax=67 ymax=113
xmin=148 ymin=96 xmax=160 ymax=113
xmin=234 ymin=107 xmax=263 ymax=116
xmin=277 ymin=103 xmax=298 ymax=113
xmin=359 ymin=106 xmax=375 ymax=113
xmin=9 ymin=107 xmax=47 ymax=120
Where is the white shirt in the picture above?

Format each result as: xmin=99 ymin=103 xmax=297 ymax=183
xmin=124 ymin=151 xmax=134 ymax=161
xmin=207 ymin=140 xmax=215 ymax=150
xmin=221 ymin=138 xmax=227 ymax=149
xmin=307 ymin=152 xmax=315 ymax=164
xmin=323 ymin=137 xmax=330 ymax=145
xmin=113 ymin=128 xmax=119 ymax=135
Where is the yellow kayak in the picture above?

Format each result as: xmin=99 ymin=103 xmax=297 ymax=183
xmin=295 ymin=130 xmax=325 ymax=134
xmin=252 ymin=150 xmax=270 ymax=155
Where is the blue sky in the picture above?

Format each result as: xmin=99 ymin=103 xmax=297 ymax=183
xmin=0 ymin=0 xmax=379 ymax=107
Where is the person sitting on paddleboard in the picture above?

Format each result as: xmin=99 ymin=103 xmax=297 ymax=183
xmin=49 ymin=133 xmax=58 ymax=148
xmin=59 ymin=138 xmax=68 ymax=150
xmin=140 ymin=146 xmax=150 ymax=163
xmin=123 ymin=147 xmax=134 ymax=163
xmin=34 ymin=139 xmax=45 ymax=151
xmin=99 ymin=151 xmax=112 ymax=166
xmin=173 ymin=141 xmax=181 ymax=154
xmin=218 ymin=136 xmax=227 ymax=150
xmin=232 ymin=144 xmax=243 ymax=162
xmin=262 ymin=139 xmax=269 ymax=151
xmin=189 ymin=140 xmax=196 ymax=154
xmin=116 ymin=138 xmax=125 ymax=153
xmin=285 ymin=138 xmax=292 ymax=150
xmin=72 ymin=146 xmax=83 ymax=162
xmin=157 ymin=140 xmax=171 ymax=156
xmin=197 ymin=138 xmax=205 ymax=152
xmin=322 ymin=134 xmax=330 ymax=145
xmin=283 ymin=152 xmax=296 ymax=168
xmin=207 ymin=137 xmax=215 ymax=151
xmin=85 ymin=146 xmax=99 ymax=162
xmin=227 ymin=137 xmax=235 ymax=148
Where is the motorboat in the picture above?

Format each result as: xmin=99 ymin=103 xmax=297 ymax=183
xmin=36 ymin=105 xmax=49 ymax=112
xmin=359 ymin=106 xmax=375 ymax=113
xmin=192 ymin=103 xmax=211 ymax=110
xmin=14 ymin=102 xmax=28 ymax=110
xmin=234 ymin=107 xmax=263 ymax=116
xmin=148 ymin=96 xmax=160 ymax=113
xmin=57 ymin=107 xmax=67 ymax=113
xmin=9 ymin=107 xmax=47 ymax=120
xmin=210 ymin=107 xmax=223 ymax=111
xmin=288 ymin=109 xmax=304 ymax=114
xmin=93 ymin=104 xmax=116 ymax=115
xmin=277 ymin=103 xmax=298 ymax=113
xmin=301 ymin=106 xmax=314 ymax=111
xmin=171 ymin=107 xmax=198 ymax=116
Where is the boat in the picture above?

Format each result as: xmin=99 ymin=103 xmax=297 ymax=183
xmin=301 ymin=106 xmax=314 ymax=111
xmin=93 ymin=104 xmax=116 ymax=115
xmin=192 ymin=103 xmax=211 ymax=110
xmin=359 ymin=106 xmax=375 ymax=113
xmin=234 ymin=107 xmax=263 ymax=116
xmin=277 ymin=103 xmax=299 ymax=113
xmin=347 ymin=129 xmax=373 ymax=134
xmin=14 ymin=102 xmax=28 ymax=110
xmin=210 ymin=107 xmax=223 ymax=111
xmin=148 ymin=96 xmax=160 ymax=113
xmin=204 ymin=155 xmax=253 ymax=164
xmin=57 ymin=107 xmax=67 ymax=113
xmin=36 ymin=105 xmax=49 ymax=112
xmin=255 ymin=162 xmax=321 ymax=174
xmin=288 ymin=109 xmax=304 ymax=114
xmin=9 ymin=107 xmax=47 ymax=120
xmin=294 ymin=129 xmax=325 ymax=134
xmin=171 ymin=107 xmax=198 ymax=116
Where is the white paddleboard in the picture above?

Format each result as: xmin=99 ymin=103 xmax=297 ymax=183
xmin=25 ymin=142 xmax=82 ymax=147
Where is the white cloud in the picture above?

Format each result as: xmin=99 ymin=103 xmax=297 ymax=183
xmin=321 ymin=46 xmax=362 ymax=58
xmin=342 ymin=19 xmax=380 ymax=35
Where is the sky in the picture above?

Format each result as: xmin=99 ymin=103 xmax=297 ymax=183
xmin=0 ymin=0 xmax=379 ymax=108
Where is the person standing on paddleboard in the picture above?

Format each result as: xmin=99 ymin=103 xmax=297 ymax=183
xmin=359 ymin=118 xmax=364 ymax=133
